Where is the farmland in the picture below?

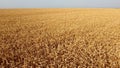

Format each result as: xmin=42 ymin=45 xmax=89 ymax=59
xmin=0 ymin=8 xmax=120 ymax=68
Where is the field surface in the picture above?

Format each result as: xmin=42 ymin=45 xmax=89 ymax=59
xmin=0 ymin=9 xmax=120 ymax=68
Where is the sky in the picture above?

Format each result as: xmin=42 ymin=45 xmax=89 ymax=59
xmin=0 ymin=0 xmax=120 ymax=8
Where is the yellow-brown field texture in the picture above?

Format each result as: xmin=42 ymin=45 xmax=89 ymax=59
xmin=0 ymin=9 xmax=120 ymax=68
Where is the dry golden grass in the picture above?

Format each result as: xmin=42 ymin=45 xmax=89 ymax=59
xmin=0 ymin=8 xmax=120 ymax=68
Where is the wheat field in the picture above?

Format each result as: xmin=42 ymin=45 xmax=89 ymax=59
xmin=0 ymin=8 xmax=120 ymax=68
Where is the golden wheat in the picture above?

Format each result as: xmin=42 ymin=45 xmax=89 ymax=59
xmin=0 ymin=8 xmax=120 ymax=68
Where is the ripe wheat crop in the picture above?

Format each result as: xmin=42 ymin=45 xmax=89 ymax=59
xmin=0 ymin=8 xmax=120 ymax=68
